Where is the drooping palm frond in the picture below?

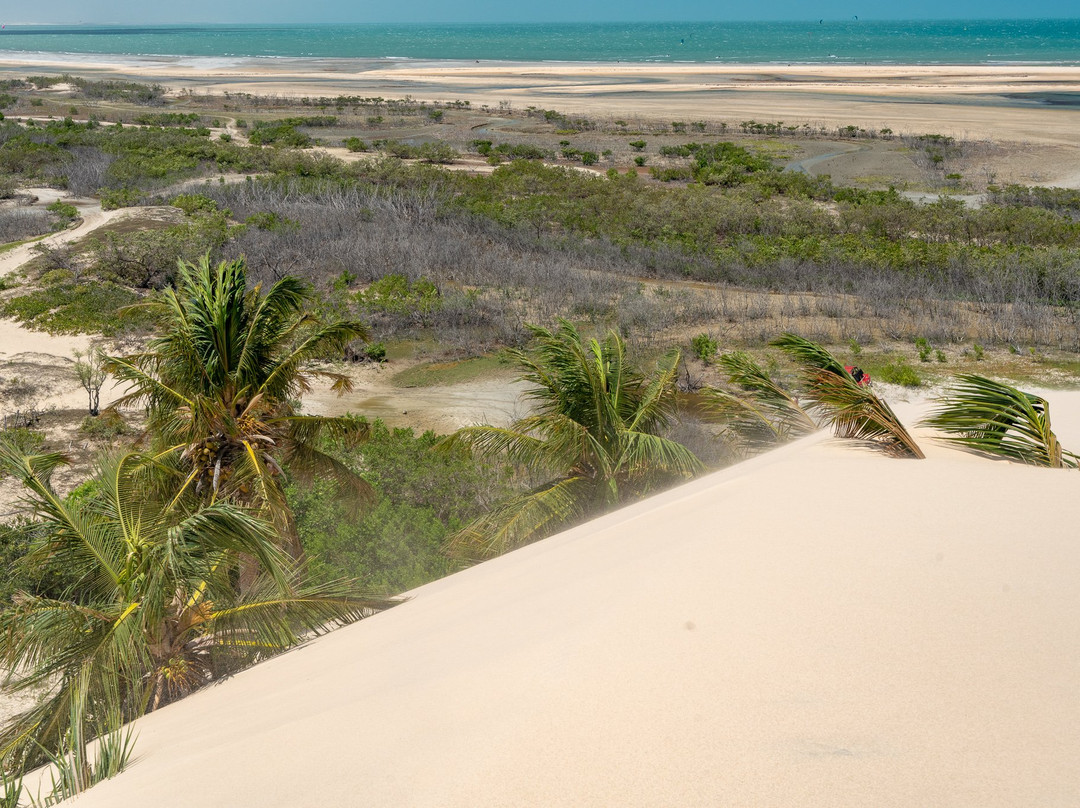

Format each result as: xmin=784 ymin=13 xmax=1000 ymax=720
xmin=443 ymin=475 xmax=593 ymax=563
xmin=699 ymin=351 xmax=818 ymax=453
xmin=771 ymin=333 xmax=924 ymax=459
xmin=920 ymin=374 xmax=1078 ymax=468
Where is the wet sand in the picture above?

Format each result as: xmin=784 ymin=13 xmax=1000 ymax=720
xmin=1 ymin=54 xmax=1079 ymax=145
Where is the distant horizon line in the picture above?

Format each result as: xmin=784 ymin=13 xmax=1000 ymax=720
xmin=3 ymin=17 xmax=1079 ymax=26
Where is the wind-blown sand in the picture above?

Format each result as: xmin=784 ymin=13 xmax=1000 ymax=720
xmin=36 ymin=397 xmax=1080 ymax=807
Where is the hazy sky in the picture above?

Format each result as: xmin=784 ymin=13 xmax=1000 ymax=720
xmin=11 ymin=0 xmax=1079 ymax=24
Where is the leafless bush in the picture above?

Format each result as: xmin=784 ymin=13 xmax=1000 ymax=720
xmin=179 ymin=178 xmax=1080 ymax=351
xmin=54 ymin=146 xmax=116 ymax=196
xmin=0 ymin=207 xmax=51 ymax=243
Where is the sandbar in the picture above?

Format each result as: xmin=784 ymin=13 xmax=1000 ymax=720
xmin=0 ymin=54 xmax=1079 ymax=144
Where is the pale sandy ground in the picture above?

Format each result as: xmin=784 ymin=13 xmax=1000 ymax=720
xmin=3 ymin=55 xmax=1079 ymax=149
xmin=11 ymin=391 xmax=1077 ymax=807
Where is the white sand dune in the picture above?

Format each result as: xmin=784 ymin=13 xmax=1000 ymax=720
xmin=45 ymin=400 xmax=1080 ymax=807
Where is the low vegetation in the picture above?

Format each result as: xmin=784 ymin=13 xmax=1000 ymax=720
xmin=2 ymin=75 xmax=1080 ymax=800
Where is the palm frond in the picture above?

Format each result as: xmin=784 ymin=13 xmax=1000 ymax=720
xmin=770 ymin=333 xmax=849 ymax=377
xmin=275 ymin=414 xmax=371 ymax=448
xmin=700 ymin=351 xmax=818 ymax=452
xmin=441 ymin=419 xmax=589 ymax=477
xmin=921 ymin=374 xmax=1077 ymax=468
xmin=444 ymin=475 xmax=593 ymax=563
xmin=812 ymin=371 xmax=925 ymax=458
xmin=616 ymin=431 xmax=704 ymax=482
xmin=626 ymin=348 xmax=683 ymax=434
xmin=278 ymin=440 xmax=377 ymax=512
xmin=772 ymin=333 xmax=923 ymax=459
xmin=259 ymin=320 xmax=369 ymax=399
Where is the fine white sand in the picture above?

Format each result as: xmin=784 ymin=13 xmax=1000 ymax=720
xmin=43 ymin=396 xmax=1080 ymax=807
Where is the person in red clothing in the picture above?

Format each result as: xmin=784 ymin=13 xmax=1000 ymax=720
xmin=845 ymin=365 xmax=871 ymax=386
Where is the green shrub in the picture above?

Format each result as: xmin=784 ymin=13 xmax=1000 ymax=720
xmin=100 ymin=188 xmax=145 ymax=210
xmin=46 ymin=200 xmax=79 ymax=225
xmin=493 ymin=143 xmax=547 ymax=160
xmin=875 ymin=359 xmax=922 ymax=388
xmin=343 ymin=136 xmax=368 ymax=152
xmin=289 ymin=421 xmax=511 ymax=594
xmin=357 ymin=274 xmax=441 ymax=317
xmin=244 ymin=211 xmax=299 ymax=232
xmin=170 ymin=193 xmax=219 ymax=215
xmin=650 ymin=166 xmax=694 ymax=182
xmin=79 ymin=411 xmax=129 ymax=441
xmin=132 ymin=112 xmax=200 ymax=127
xmin=580 ymin=151 xmax=599 ymax=166
xmin=248 ymin=121 xmax=312 ymax=148
xmin=915 ymin=337 xmax=932 ymax=362
xmin=690 ymin=333 xmax=718 ymax=361
xmin=365 ymin=341 xmax=387 ymax=362
xmin=417 ymin=141 xmax=457 ymax=164
xmin=0 ymin=427 xmax=45 ymax=457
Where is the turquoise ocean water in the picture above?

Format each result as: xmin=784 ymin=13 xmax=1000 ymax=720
xmin=0 ymin=20 xmax=1078 ymax=65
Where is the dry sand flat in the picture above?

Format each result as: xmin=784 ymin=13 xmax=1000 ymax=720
xmin=46 ymin=400 xmax=1080 ymax=807
xmin=1 ymin=56 xmax=1079 ymax=147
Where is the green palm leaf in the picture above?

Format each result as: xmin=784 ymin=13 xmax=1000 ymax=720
xmin=0 ymin=448 xmax=395 ymax=773
xmin=443 ymin=475 xmax=593 ymax=563
xmin=700 ymin=351 xmax=817 ymax=453
xmin=442 ymin=319 xmax=702 ymax=560
xmin=104 ymin=254 xmax=377 ymax=566
xmin=921 ymin=374 xmax=1078 ymax=468
xmin=771 ymin=333 xmax=924 ymax=459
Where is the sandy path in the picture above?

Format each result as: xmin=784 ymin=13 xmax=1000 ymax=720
xmin=0 ymin=199 xmax=123 ymax=279
xmin=301 ymin=359 xmax=526 ymax=435
xmin=0 ymin=198 xmax=135 ymax=413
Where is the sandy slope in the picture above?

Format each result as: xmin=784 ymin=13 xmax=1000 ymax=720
xmin=39 ymin=397 xmax=1080 ymax=808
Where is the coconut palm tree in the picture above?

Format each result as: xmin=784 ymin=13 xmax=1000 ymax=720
xmin=441 ymin=320 xmax=703 ymax=562
xmin=921 ymin=374 xmax=1078 ymax=468
xmin=106 ymin=255 xmax=373 ymax=560
xmin=771 ymin=333 xmax=924 ymax=459
xmin=700 ymin=351 xmax=817 ymax=454
xmin=0 ymin=443 xmax=393 ymax=773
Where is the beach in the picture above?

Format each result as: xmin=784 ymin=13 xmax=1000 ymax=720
xmin=2 ymin=55 xmax=1080 ymax=147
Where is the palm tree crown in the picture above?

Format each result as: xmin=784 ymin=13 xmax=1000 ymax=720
xmin=107 ymin=255 xmax=373 ymax=557
xmin=0 ymin=444 xmax=392 ymax=772
xmin=442 ymin=320 xmax=703 ymax=561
